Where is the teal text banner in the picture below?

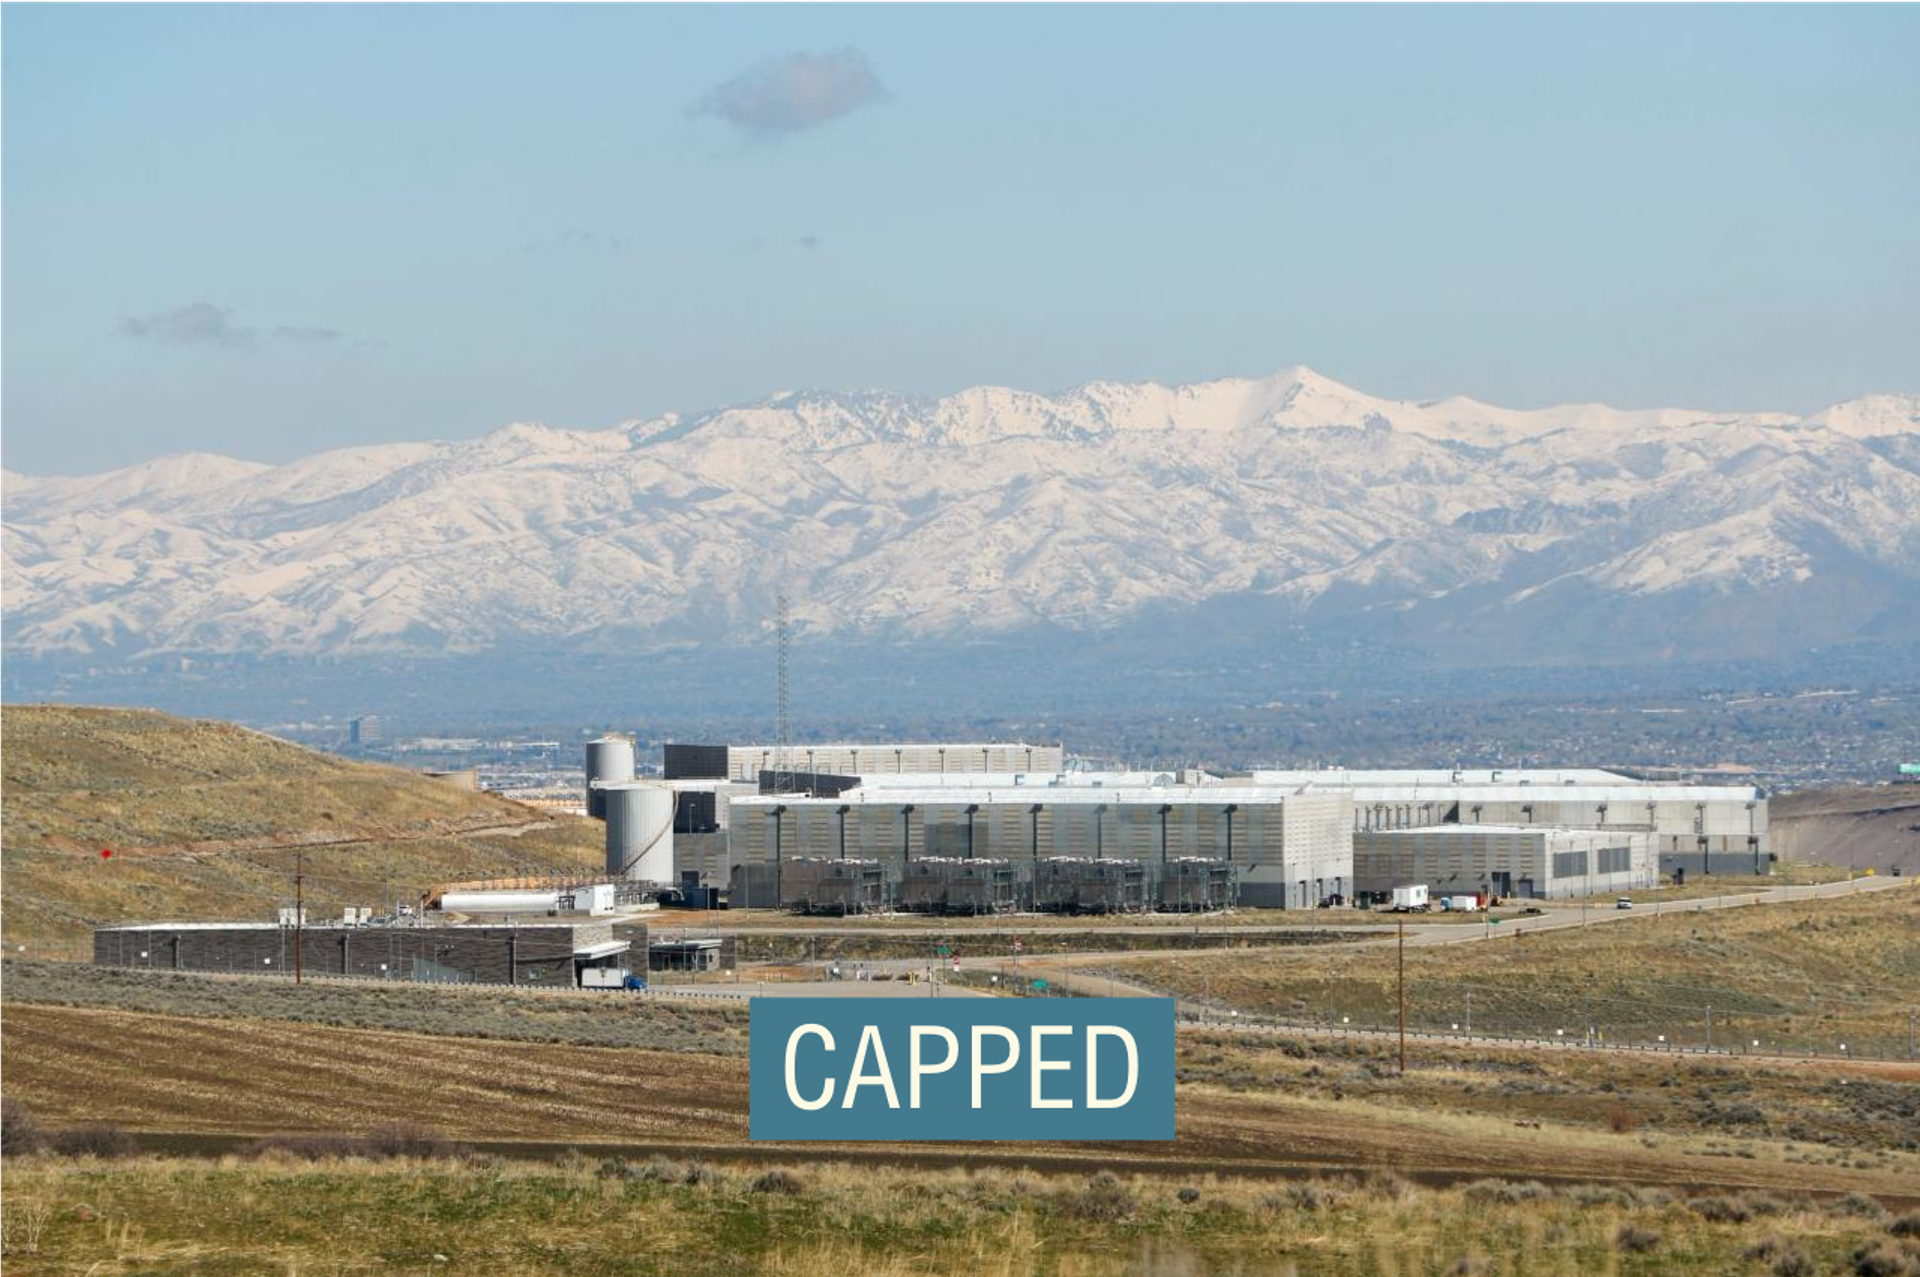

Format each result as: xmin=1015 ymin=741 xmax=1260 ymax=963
xmin=749 ymin=997 xmax=1175 ymax=1141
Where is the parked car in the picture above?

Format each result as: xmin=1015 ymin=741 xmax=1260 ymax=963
xmin=1616 ymin=897 xmax=1634 ymax=910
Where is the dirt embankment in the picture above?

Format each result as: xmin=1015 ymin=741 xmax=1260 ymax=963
xmin=1772 ymin=784 xmax=1920 ymax=875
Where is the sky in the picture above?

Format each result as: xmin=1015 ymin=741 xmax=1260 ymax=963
xmin=4 ymin=4 xmax=1918 ymax=474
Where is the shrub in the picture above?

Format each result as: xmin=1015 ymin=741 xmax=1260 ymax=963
xmin=44 ymin=1123 xmax=136 ymax=1158
xmin=361 ymin=1124 xmax=464 ymax=1160
xmin=1837 ymin=1194 xmax=1894 ymax=1225
xmin=1891 ymin=1213 xmax=1920 ymax=1239
xmin=1464 ymin=1179 xmax=1551 ymax=1205
xmin=1614 ymin=1225 xmax=1661 ymax=1254
xmin=1852 ymin=1241 xmax=1920 ymax=1277
xmin=1270 ymin=1182 xmax=1343 ymax=1214
xmin=1062 ymin=1172 xmax=1135 ymax=1222
xmin=750 ymin=1170 xmax=804 ymax=1196
xmin=1 ymin=1099 xmax=44 ymax=1156
xmin=1746 ymin=1237 xmax=1816 ymax=1277
xmin=1176 ymin=1186 xmax=1201 ymax=1205
xmin=1689 ymin=1195 xmax=1752 ymax=1223
xmin=1363 ymin=1170 xmax=1417 ymax=1201
xmin=598 ymin=1157 xmax=688 ymax=1182
xmin=1605 ymin=1107 xmax=1639 ymax=1134
xmin=1448 ymin=1257 xmax=1489 ymax=1277
xmin=1561 ymin=1184 xmax=1634 ymax=1208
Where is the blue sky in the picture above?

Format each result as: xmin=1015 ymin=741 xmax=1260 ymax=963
xmin=4 ymin=4 xmax=1917 ymax=473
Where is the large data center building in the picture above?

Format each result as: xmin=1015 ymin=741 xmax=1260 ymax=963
xmin=730 ymin=784 xmax=1352 ymax=909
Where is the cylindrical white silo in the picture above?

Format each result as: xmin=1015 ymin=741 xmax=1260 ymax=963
xmin=584 ymin=737 xmax=636 ymax=819
xmin=604 ymin=783 xmax=674 ymax=883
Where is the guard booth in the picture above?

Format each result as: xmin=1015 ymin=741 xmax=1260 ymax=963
xmin=648 ymin=937 xmax=724 ymax=972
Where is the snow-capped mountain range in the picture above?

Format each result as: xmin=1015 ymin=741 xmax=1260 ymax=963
xmin=6 ymin=367 xmax=1919 ymax=666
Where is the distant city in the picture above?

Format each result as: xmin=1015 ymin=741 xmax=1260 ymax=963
xmin=286 ymin=671 xmax=1920 ymax=798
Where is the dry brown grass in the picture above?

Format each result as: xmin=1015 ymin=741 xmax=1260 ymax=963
xmin=0 ymin=705 xmax=603 ymax=953
xmin=0 ymin=1155 xmax=1907 ymax=1276
xmin=1 ymin=958 xmax=749 ymax=1050
xmin=1107 ymin=887 xmax=1920 ymax=1053
xmin=6 ymin=1002 xmax=1917 ymax=1204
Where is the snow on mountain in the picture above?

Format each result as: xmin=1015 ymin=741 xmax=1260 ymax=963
xmin=4 ymin=368 xmax=1916 ymax=665
xmin=1801 ymin=392 xmax=1920 ymax=440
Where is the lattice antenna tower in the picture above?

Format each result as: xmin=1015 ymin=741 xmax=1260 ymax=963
xmin=774 ymin=591 xmax=793 ymax=795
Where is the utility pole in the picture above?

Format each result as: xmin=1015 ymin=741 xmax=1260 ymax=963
xmin=1465 ymin=990 xmax=1472 ymax=1036
xmin=1705 ymin=1004 xmax=1713 ymax=1054
xmin=1397 ymin=920 xmax=1408 ymax=1075
xmin=294 ymin=845 xmax=305 ymax=985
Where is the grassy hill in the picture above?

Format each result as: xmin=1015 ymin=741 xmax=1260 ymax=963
xmin=1 ymin=705 xmax=602 ymax=954
xmin=1106 ymin=886 xmax=1920 ymax=1056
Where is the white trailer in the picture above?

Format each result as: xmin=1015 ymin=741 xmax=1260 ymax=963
xmin=1390 ymin=884 xmax=1430 ymax=912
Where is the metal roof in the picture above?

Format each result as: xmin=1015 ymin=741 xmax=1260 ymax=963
xmin=1332 ymin=784 xmax=1763 ymax=803
xmin=849 ymin=770 xmax=1174 ymax=789
xmin=729 ymin=741 xmax=1060 ymax=752
xmin=1246 ymin=768 xmax=1638 ymax=787
xmin=735 ymin=785 xmax=1344 ymax=808
xmin=1359 ymin=824 xmax=1641 ymax=838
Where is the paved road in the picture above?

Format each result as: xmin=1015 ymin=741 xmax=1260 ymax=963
xmin=680 ymin=875 xmax=1910 ymax=945
xmin=643 ymin=978 xmax=988 ymax=1001
xmin=1395 ymin=873 xmax=1912 ymax=949
xmin=1040 ymin=874 xmax=1917 ymax=964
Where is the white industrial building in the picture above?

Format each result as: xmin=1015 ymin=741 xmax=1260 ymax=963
xmin=584 ymin=734 xmax=1770 ymax=907
xmin=1227 ymin=769 xmax=1766 ymax=877
xmin=1354 ymin=825 xmax=1657 ymax=901
xmin=730 ymin=785 xmax=1353 ymax=909
xmin=1331 ymin=784 xmax=1766 ymax=877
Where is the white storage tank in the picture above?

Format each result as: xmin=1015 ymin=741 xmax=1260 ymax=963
xmin=437 ymin=885 xmax=618 ymax=915
xmin=604 ymin=783 xmax=674 ymax=883
xmin=438 ymin=889 xmax=566 ymax=914
xmin=584 ymin=737 xmax=636 ymax=819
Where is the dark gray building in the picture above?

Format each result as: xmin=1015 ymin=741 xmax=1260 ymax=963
xmin=92 ymin=922 xmax=629 ymax=987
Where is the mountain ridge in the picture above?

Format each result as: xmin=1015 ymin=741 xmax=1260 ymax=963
xmin=5 ymin=368 xmax=1917 ymax=667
